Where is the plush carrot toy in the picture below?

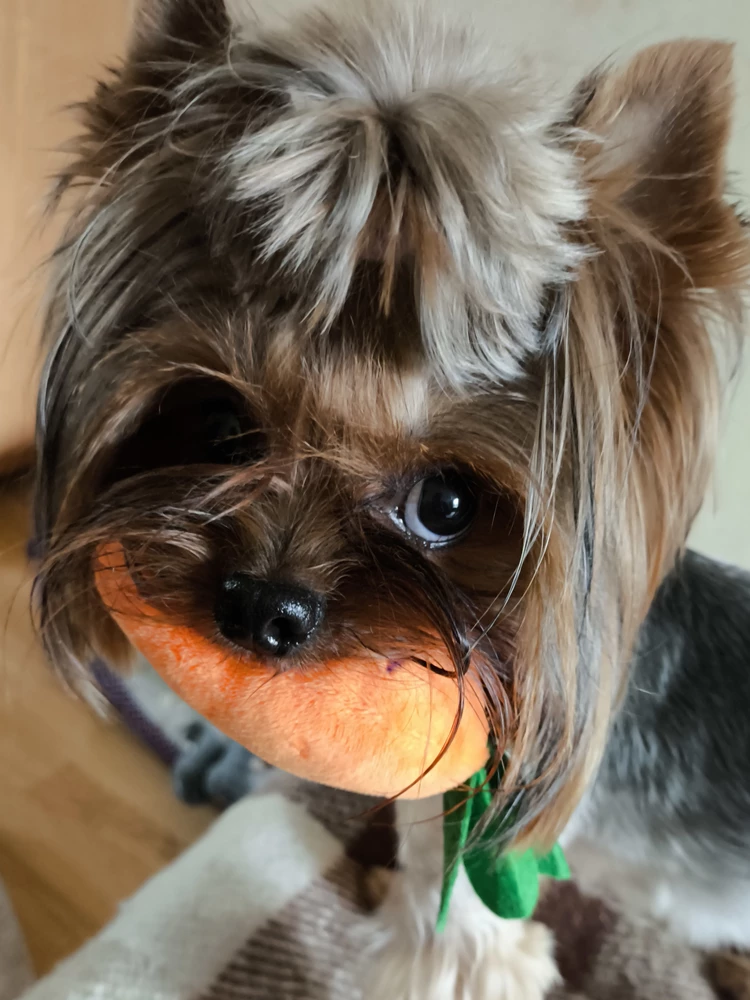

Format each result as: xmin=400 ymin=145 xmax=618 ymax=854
xmin=94 ymin=543 xmax=490 ymax=800
xmin=95 ymin=543 xmax=568 ymax=923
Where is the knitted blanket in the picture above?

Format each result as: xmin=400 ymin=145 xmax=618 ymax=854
xmin=1 ymin=776 xmax=723 ymax=1000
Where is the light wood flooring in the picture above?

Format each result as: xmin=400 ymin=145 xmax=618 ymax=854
xmin=0 ymin=479 xmax=214 ymax=976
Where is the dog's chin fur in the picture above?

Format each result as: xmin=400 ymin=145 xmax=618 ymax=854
xmin=31 ymin=1 xmax=750 ymax=996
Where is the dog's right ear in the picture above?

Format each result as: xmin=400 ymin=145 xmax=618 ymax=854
xmin=130 ymin=0 xmax=236 ymax=54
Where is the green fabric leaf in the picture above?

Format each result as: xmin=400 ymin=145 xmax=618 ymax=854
xmin=437 ymin=761 xmax=569 ymax=932
xmin=538 ymin=842 xmax=570 ymax=880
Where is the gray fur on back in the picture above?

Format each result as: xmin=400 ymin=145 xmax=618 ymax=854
xmin=580 ymin=550 xmax=750 ymax=879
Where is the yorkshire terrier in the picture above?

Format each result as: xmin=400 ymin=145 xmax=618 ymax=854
xmin=33 ymin=1 xmax=750 ymax=997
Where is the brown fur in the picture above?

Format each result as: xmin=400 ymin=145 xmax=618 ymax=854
xmin=33 ymin=2 xmax=749 ymax=849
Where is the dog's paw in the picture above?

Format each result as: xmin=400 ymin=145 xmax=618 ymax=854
xmin=172 ymin=721 xmax=266 ymax=807
xmin=364 ymin=916 xmax=559 ymax=1000
xmin=507 ymin=922 xmax=561 ymax=1000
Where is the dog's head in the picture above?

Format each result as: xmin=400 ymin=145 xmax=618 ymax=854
xmin=34 ymin=0 xmax=749 ymax=842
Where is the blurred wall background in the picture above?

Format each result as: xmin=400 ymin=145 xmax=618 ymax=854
xmin=0 ymin=0 xmax=133 ymax=471
xmin=1 ymin=0 xmax=748 ymax=563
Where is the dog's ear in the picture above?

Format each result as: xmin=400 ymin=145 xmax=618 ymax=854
xmin=565 ymin=41 xmax=748 ymax=600
xmin=577 ymin=40 xmax=742 ymax=287
xmin=130 ymin=0 xmax=239 ymax=52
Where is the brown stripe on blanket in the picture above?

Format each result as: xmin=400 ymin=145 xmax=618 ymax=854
xmin=198 ymin=852 xmax=719 ymax=1000
xmin=535 ymin=880 xmax=618 ymax=991
xmin=198 ymin=781 xmax=720 ymax=1000
xmin=275 ymin=777 xmax=397 ymax=867
xmin=199 ymin=857 xmax=372 ymax=1000
xmin=198 ymin=782 xmax=394 ymax=1000
xmin=538 ymin=880 xmax=717 ymax=1000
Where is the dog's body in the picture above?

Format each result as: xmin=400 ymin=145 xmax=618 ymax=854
xmin=569 ymin=549 xmax=750 ymax=950
xmin=32 ymin=1 xmax=750 ymax=997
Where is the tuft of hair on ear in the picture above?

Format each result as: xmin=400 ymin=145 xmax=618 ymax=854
xmin=580 ymin=40 xmax=743 ymax=269
xmin=130 ymin=0 xmax=231 ymax=54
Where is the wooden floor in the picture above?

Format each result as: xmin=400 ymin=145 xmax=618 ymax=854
xmin=0 ymin=479 xmax=215 ymax=977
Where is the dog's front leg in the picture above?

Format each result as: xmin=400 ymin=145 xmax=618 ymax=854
xmin=364 ymin=797 xmax=560 ymax=1000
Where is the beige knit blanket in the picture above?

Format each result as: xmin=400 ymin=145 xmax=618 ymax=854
xmin=1 ymin=780 xmax=719 ymax=1000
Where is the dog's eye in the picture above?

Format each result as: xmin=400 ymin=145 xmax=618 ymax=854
xmin=401 ymin=471 xmax=478 ymax=545
xmin=110 ymin=381 xmax=263 ymax=483
xmin=201 ymin=400 xmax=250 ymax=465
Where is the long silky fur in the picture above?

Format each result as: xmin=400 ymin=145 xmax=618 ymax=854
xmin=34 ymin=2 xmax=749 ymax=850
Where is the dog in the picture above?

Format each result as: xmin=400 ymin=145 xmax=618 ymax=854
xmin=32 ymin=1 xmax=750 ymax=997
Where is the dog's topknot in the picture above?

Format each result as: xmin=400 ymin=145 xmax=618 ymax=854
xmin=56 ymin=2 xmax=587 ymax=389
xmin=215 ymin=4 xmax=586 ymax=384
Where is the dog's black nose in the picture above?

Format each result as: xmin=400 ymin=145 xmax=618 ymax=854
xmin=215 ymin=575 xmax=325 ymax=657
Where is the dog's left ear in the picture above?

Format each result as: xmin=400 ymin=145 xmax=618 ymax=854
xmin=576 ymin=40 xmax=744 ymax=288
xmin=130 ymin=0 xmax=245 ymax=53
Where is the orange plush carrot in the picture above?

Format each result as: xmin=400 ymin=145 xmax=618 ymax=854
xmin=95 ymin=545 xmax=489 ymax=799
